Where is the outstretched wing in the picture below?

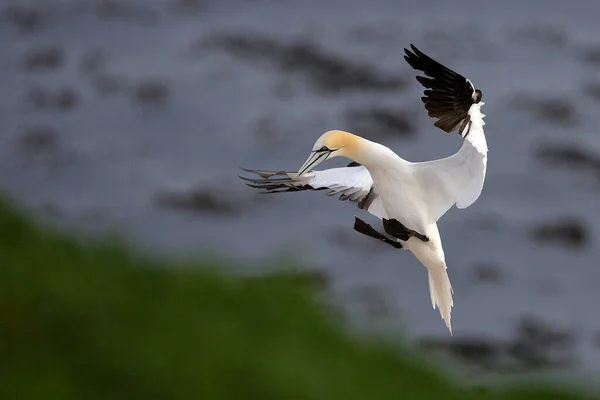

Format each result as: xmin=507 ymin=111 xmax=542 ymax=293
xmin=239 ymin=163 xmax=388 ymax=219
xmin=411 ymin=137 xmax=487 ymax=222
xmin=404 ymin=44 xmax=482 ymax=136
xmin=404 ymin=44 xmax=488 ymax=222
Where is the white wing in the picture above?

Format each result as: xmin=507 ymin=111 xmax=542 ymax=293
xmin=404 ymin=45 xmax=488 ymax=223
xmin=240 ymin=164 xmax=388 ymax=219
xmin=412 ymin=104 xmax=488 ymax=223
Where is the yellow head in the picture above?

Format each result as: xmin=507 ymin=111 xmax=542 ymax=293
xmin=297 ymin=130 xmax=361 ymax=176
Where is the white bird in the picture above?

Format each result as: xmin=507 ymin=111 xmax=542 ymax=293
xmin=240 ymin=45 xmax=488 ymax=334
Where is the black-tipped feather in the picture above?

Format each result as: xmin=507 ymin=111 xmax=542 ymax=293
xmin=239 ymin=166 xmax=389 ymax=220
xmin=404 ymin=44 xmax=482 ymax=135
xmin=239 ymin=170 xmax=327 ymax=194
xmin=239 ymin=168 xmax=364 ymax=201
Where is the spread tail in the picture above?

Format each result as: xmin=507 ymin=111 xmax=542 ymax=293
xmin=427 ymin=265 xmax=454 ymax=334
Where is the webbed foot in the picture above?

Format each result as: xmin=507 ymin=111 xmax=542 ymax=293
xmin=353 ymin=217 xmax=403 ymax=249
xmin=382 ymin=218 xmax=429 ymax=242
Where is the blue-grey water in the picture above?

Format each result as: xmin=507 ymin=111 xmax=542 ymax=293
xmin=1 ymin=0 xmax=600 ymax=376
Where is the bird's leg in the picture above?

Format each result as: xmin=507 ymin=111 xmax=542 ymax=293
xmin=408 ymin=229 xmax=429 ymax=242
xmin=353 ymin=217 xmax=403 ymax=249
xmin=382 ymin=218 xmax=429 ymax=243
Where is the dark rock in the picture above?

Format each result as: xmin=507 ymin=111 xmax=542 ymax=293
xmin=530 ymin=218 xmax=589 ymax=249
xmin=533 ymin=98 xmax=576 ymax=125
xmin=154 ymin=188 xmax=235 ymax=215
xmin=506 ymin=315 xmax=575 ymax=368
xmin=346 ymin=107 xmax=415 ymax=139
xmin=535 ymin=143 xmax=600 ymax=173
xmin=3 ymin=5 xmax=43 ymax=32
xmin=205 ymin=34 xmax=406 ymax=94
xmin=584 ymin=82 xmax=600 ymax=100
xmin=471 ymin=263 xmax=503 ymax=284
xmin=534 ymin=142 xmax=600 ymax=183
xmin=582 ymin=47 xmax=600 ymax=66
xmin=15 ymin=126 xmax=59 ymax=156
xmin=22 ymin=47 xmax=64 ymax=71
xmin=419 ymin=337 xmax=500 ymax=368
xmin=419 ymin=316 xmax=577 ymax=372
xmin=55 ymin=88 xmax=79 ymax=110
xmin=511 ymin=95 xmax=576 ymax=126
xmin=23 ymin=87 xmax=79 ymax=111
xmin=134 ymin=80 xmax=169 ymax=108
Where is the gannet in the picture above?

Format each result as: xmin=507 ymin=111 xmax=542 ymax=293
xmin=240 ymin=45 xmax=487 ymax=334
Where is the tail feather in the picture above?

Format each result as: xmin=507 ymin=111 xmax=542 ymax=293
xmin=427 ymin=266 xmax=454 ymax=334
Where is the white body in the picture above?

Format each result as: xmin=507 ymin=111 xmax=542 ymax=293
xmin=242 ymin=79 xmax=488 ymax=333
xmin=272 ymin=103 xmax=487 ymax=333
xmin=354 ymin=103 xmax=487 ymax=333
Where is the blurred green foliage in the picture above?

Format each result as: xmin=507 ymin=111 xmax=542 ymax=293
xmin=0 ymin=198 xmax=595 ymax=399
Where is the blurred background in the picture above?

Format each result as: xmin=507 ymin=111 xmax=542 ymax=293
xmin=2 ymin=0 xmax=600 ymax=381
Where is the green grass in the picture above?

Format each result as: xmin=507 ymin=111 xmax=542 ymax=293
xmin=0 ymin=197 xmax=596 ymax=399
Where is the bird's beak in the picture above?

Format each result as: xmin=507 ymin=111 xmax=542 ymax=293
xmin=297 ymin=151 xmax=330 ymax=176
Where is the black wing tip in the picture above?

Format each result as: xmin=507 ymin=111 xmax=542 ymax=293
xmin=239 ymin=167 xmax=285 ymax=193
xmin=239 ymin=167 xmax=322 ymax=195
xmin=403 ymin=43 xmax=420 ymax=56
xmin=238 ymin=174 xmax=252 ymax=182
xmin=402 ymin=43 xmax=484 ymax=135
xmin=403 ymin=44 xmax=422 ymax=69
xmin=403 ymin=44 xmax=434 ymax=67
xmin=239 ymin=166 xmax=260 ymax=173
xmin=238 ymin=167 xmax=296 ymax=180
xmin=403 ymin=43 xmax=483 ymax=98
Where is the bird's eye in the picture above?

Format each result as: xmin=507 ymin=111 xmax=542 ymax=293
xmin=319 ymin=146 xmax=329 ymax=152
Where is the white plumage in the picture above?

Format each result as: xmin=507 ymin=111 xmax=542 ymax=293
xmin=241 ymin=45 xmax=488 ymax=334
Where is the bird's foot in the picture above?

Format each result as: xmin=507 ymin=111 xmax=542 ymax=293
xmin=353 ymin=217 xmax=403 ymax=249
xmin=382 ymin=218 xmax=429 ymax=243
xmin=407 ymin=229 xmax=429 ymax=242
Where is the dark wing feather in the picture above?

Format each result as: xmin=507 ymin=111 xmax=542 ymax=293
xmin=239 ymin=165 xmax=388 ymax=219
xmin=404 ymin=44 xmax=482 ymax=135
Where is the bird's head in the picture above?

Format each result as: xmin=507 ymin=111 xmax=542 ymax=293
xmin=297 ymin=130 xmax=361 ymax=176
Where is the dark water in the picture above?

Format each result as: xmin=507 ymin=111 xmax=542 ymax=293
xmin=1 ymin=0 xmax=600 ymax=374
